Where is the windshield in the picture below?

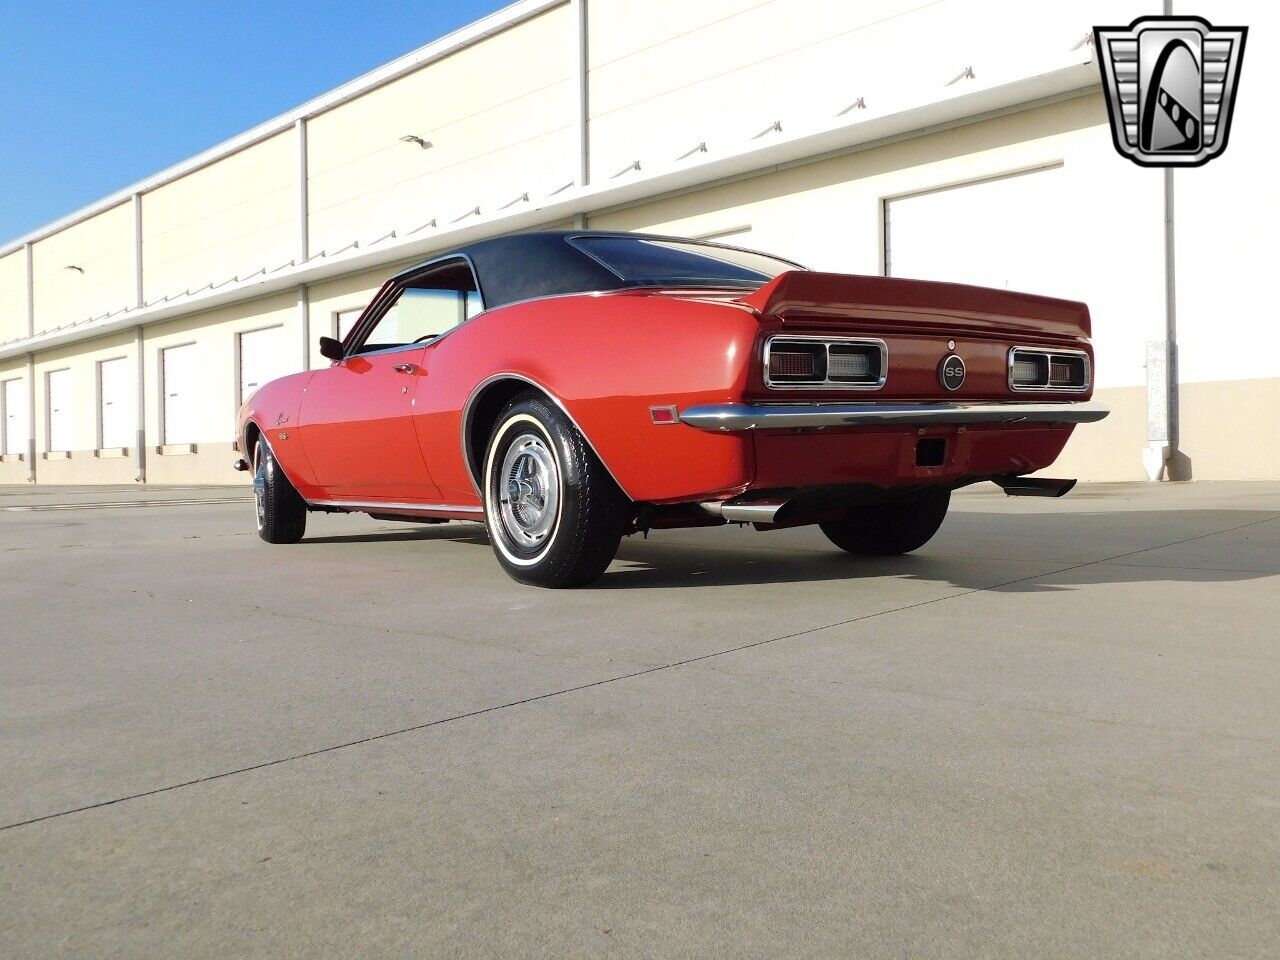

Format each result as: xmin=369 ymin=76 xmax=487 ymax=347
xmin=568 ymin=235 xmax=802 ymax=288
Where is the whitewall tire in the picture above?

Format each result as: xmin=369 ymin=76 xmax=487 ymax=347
xmin=483 ymin=392 xmax=626 ymax=587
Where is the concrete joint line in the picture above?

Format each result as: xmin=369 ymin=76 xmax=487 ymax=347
xmin=4 ymin=512 xmax=1278 ymax=833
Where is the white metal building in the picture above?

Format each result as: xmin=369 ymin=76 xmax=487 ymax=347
xmin=0 ymin=0 xmax=1274 ymax=486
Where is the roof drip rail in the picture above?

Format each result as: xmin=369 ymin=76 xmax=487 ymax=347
xmin=450 ymin=206 xmax=481 ymax=223
xmin=498 ymin=192 xmax=530 ymax=210
xmin=836 ymin=97 xmax=867 ymax=116
xmin=370 ymin=230 xmax=397 ymax=244
xmin=945 ymin=65 xmax=976 ymax=86
xmin=212 ymin=275 xmax=237 ymax=289
xmin=407 ymin=219 xmax=437 ymax=235
xmin=269 ymin=259 xmax=296 ymax=273
xmin=330 ymin=241 xmax=359 ymax=256
xmin=610 ymin=160 xmax=641 ymax=179
xmin=548 ymin=180 xmax=575 ymax=196
xmin=751 ymin=121 xmax=782 ymax=140
xmin=675 ymin=142 xmax=708 ymax=161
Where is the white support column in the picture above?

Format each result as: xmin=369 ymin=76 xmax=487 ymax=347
xmin=24 ymin=241 xmax=34 ymax=337
xmin=1144 ymin=0 xmax=1180 ymax=482
xmin=298 ymin=284 xmax=310 ymax=371
xmin=132 ymin=193 xmax=144 ymax=307
xmin=570 ymin=0 xmax=590 ymax=190
xmin=134 ymin=326 xmax=146 ymax=483
xmin=1162 ymin=166 xmax=1179 ymax=471
xmin=1145 ymin=169 xmax=1179 ymax=482
xmin=26 ymin=353 xmax=35 ymax=483
xmin=296 ymin=117 xmax=309 ymax=262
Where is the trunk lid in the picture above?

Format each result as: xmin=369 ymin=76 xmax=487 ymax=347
xmin=736 ymin=271 xmax=1091 ymax=342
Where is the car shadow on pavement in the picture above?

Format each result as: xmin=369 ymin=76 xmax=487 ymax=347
xmin=597 ymin=509 xmax=1280 ymax=592
xmin=293 ymin=508 xmax=1279 ymax=593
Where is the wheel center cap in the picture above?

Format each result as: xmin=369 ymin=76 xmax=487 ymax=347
xmin=508 ymin=477 xmax=537 ymax=504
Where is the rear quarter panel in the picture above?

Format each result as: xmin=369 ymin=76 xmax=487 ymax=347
xmin=414 ymin=291 xmax=760 ymax=503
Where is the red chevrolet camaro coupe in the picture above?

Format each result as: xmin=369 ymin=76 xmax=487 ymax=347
xmin=235 ymin=230 xmax=1108 ymax=587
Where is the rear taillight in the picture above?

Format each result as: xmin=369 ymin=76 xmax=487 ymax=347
xmin=764 ymin=336 xmax=885 ymax=390
xmin=1009 ymin=347 xmax=1090 ymax=392
xmin=767 ymin=345 xmax=822 ymax=381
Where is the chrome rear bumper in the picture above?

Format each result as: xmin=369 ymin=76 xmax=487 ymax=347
xmin=679 ymin=401 xmax=1110 ymax=432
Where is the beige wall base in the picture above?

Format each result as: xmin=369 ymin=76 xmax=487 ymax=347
xmin=0 ymin=442 xmax=251 ymax=485
xmin=145 ymin=442 xmax=250 ymax=486
xmin=3 ymin=384 xmax=1276 ymax=487
xmin=1039 ymin=376 xmax=1280 ymax=483
xmin=1046 ymin=384 xmax=1148 ymax=483
xmin=36 ymin=450 xmax=140 ymax=485
xmin=0 ymin=456 xmax=31 ymax=484
xmin=1179 ymin=377 xmax=1280 ymax=481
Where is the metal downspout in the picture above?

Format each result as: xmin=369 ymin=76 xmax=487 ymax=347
xmin=1145 ymin=0 xmax=1181 ymax=482
xmin=24 ymin=243 xmax=35 ymax=482
xmin=134 ymin=327 xmax=146 ymax=483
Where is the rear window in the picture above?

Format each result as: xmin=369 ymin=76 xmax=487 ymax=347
xmin=568 ymin=236 xmax=801 ymax=288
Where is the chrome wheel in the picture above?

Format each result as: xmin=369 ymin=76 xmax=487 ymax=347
xmin=497 ymin=432 xmax=560 ymax=551
xmin=481 ymin=394 xmax=625 ymax=586
xmin=253 ymin=446 xmax=267 ymax=531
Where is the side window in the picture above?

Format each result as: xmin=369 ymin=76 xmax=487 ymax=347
xmin=353 ymin=259 xmax=483 ymax=355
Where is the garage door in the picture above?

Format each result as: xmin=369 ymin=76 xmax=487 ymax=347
xmin=239 ymin=325 xmax=288 ymax=405
xmin=99 ymin=357 xmax=132 ymax=450
xmin=162 ymin=344 xmax=198 ymax=445
xmin=3 ymin=378 xmax=28 ymax=456
xmin=336 ymin=308 xmax=363 ymax=342
xmin=47 ymin=369 xmax=72 ymax=453
xmin=884 ymin=166 xmax=1076 ymax=300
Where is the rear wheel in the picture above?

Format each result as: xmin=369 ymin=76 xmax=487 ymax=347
xmin=483 ymin=392 xmax=627 ymax=587
xmin=820 ymin=489 xmax=950 ymax=556
xmin=254 ymin=439 xmax=307 ymax=544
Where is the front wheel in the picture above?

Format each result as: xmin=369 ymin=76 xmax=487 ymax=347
xmin=820 ymin=489 xmax=950 ymax=556
xmin=483 ymin=393 xmax=627 ymax=587
xmin=254 ymin=439 xmax=307 ymax=544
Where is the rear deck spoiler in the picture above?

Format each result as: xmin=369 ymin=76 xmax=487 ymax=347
xmin=736 ymin=271 xmax=1092 ymax=341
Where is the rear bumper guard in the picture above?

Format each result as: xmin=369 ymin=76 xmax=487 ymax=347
xmin=679 ymin=401 xmax=1110 ymax=432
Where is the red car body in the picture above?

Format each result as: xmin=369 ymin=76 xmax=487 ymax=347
xmin=237 ymin=231 xmax=1106 ymax=582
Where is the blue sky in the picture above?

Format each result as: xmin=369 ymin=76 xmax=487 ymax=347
xmin=0 ymin=0 xmax=511 ymax=243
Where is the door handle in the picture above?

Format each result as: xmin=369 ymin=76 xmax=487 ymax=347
xmin=393 ymin=363 xmax=417 ymax=375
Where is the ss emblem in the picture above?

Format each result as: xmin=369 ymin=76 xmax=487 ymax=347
xmin=938 ymin=354 xmax=966 ymax=391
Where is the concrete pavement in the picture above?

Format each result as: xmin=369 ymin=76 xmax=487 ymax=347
xmin=1 ymin=481 xmax=1278 ymax=957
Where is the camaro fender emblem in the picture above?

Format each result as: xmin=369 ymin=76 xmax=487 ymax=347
xmin=1094 ymin=16 xmax=1247 ymax=167
xmin=938 ymin=354 xmax=966 ymax=391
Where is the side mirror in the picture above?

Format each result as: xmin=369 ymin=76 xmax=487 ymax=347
xmin=319 ymin=336 xmax=344 ymax=362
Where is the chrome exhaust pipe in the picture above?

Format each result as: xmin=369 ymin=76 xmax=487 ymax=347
xmin=699 ymin=499 xmax=789 ymax=523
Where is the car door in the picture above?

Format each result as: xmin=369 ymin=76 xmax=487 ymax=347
xmin=298 ymin=345 xmax=433 ymax=501
xmin=298 ymin=258 xmax=483 ymax=502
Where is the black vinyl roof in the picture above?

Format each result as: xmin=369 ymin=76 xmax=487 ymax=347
xmin=393 ymin=230 xmax=802 ymax=311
